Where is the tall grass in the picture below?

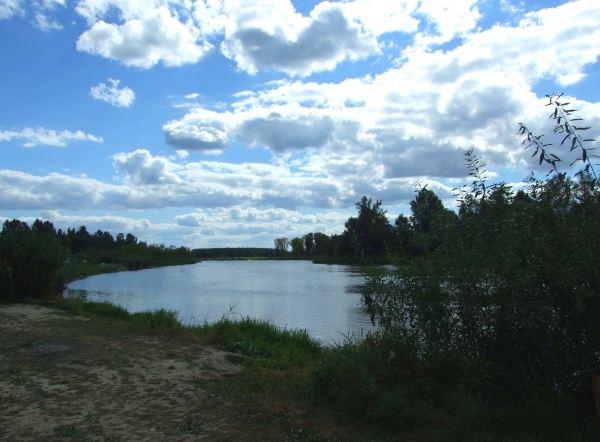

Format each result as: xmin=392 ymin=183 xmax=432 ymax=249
xmin=192 ymin=316 xmax=322 ymax=368
xmin=49 ymin=297 xmax=600 ymax=440
xmin=56 ymin=298 xmax=182 ymax=332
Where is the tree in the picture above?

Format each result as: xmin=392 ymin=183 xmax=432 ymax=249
xmin=273 ymin=237 xmax=290 ymax=256
xmin=344 ymin=196 xmax=391 ymax=255
xmin=0 ymin=219 xmax=69 ymax=299
xmin=290 ymin=237 xmax=304 ymax=257
xmin=313 ymin=232 xmax=329 ymax=255
xmin=363 ymin=96 xmax=600 ymax=409
xmin=409 ymin=185 xmax=444 ymax=234
xmin=303 ymin=233 xmax=314 ymax=255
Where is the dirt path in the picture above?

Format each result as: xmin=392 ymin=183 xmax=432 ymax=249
xmin=0 ymin=304 xmax=289 ymax=441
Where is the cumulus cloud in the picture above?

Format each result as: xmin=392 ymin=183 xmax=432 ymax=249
xmin=174 ymin=207 xmax=351 ymax=240
xmin=112 ymin=150 xmax=183 ymax=185
xmin=90 ymin=78 xmax=135 ymax=107
xmin=236 ymin=112 xmax=335 ymax=153
xmin=221 ymin=2 xmax=380 ymax=76
xmin=0 ymin=148 xmax=427 ymax=212
xmin=164 ymin=0 xmax=600 ymax=188
xmin=163 ymin=108 xmax=231 ymax=152
xmin=76 ymin=6 xmax=212 ymax=68
xmin=411 ymin=0 xmax=480 ymax=49
xmin=0 ymin=127 xmax=103 ymax=147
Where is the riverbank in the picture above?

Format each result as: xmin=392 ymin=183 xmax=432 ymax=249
xmin=60 ymin=259 xmax=200 ymax=284
xmin=2 ymin=298 xmax=598 ymax=441
xmin=0 ymin=300 xmax=352 ymax=441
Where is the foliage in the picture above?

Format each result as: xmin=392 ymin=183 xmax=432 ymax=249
xmin=343 ymin=196 xmax=392 ymax=256
xmin=274 ymin=237 xmax=291 ymax=256
xmin=193 ymin=247 xmax=273 ymax=259
xmin=363 ymin=95 xmax=600 ymax=415
xmin=0 ymin=219 xmax=69 ymax=299
xmin=193 ymin=316 xmax=322 ymax=368
xmin=290 ymin=237 xmax=305 ymax=257
xmin=57 ymin=298 xmax=183 ymax=333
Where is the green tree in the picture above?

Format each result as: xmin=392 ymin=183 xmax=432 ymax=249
xmin=273 ymin=237 xmax=290 ymax=256
xmin=303 ymin=232 xmax=314 ymax=255
xmin=363 ymin=96 xmax=600 ymax=409
xmin=290 ymin=237 xmax=304 ymax=257
xmin=313 ymin=232 xmax=329 ymax=255
xmin=0 ymin=219 xmax=69 ymax=299
xmin=344 ymin=196 xmax=391 ymax=255
xmin=409 ymin=185 xmax=444 ymax=234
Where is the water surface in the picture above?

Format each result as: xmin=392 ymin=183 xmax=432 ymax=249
xmin=64 ymin=260 xmax=374 ymax=343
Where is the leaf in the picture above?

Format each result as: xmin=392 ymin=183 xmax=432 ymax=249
xmin=574 ymin=127 xmax=591 ymax=130
xmin=539 ymin=152 xmax=544 ymax=165
xmin=583 ymin=139 xmax=596 ymax=142
xmin=549 ymin=154 xmax=561 ymax=161
xmin=560 ymin=134 xmax=570 ymax=146
xmin=571 ymin=137 xmax=577 ymax=150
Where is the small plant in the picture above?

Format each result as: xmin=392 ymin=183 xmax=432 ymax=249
xmin=175 ymin=416 xmax=204 ymax=435
xmin=53 ymin=424 xmax=86 ymax=438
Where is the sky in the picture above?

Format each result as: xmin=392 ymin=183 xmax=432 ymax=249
xmin=1 ymin=0 xmax=599 ymax=248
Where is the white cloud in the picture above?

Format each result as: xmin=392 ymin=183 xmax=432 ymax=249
xmin=90 ymin=78 xmax=135 ymax=107
xmin=220 ymin=1 xmax=380 ymax=76
xmin=338 ymin=0 xmax=420 ymax=37
xmin=0 ymin=0 xmax=23 ymax=19
xmin=76 ymin=6 xmax=212 ymax=68
xmin=411 ymin=0 xmax=480 ymax=49
xmin=0 ymin=127 xmax=103 ymax=147
xmin=0 ymin=148 xmax=430 ymax=212
xmin=164 ymin=0 xmax=600 ymax=189
xmin=34 ymin=12 xmax=63 ymax=30
xmin=163 ymin=108 xmax=232 ymax=152
xmin=112 ymin=149 xmax=183 ymax=185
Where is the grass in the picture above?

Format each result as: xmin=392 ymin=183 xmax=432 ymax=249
xmin=60 ymin=261 xmax=121 ymax=283
xmin=42 ymin=297 xmax=600 ymax=441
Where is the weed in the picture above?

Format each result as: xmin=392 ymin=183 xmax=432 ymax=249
xmin=175 ymin=416 xmax=204 ymax=435
xmin=53 ymin=424 xmax=86 ymax=438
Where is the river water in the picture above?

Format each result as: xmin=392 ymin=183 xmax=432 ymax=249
xmin=64 ymin=260 xmax=375 ymax=343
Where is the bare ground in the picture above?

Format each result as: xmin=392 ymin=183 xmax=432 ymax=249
xmin=0 ymin=303 xmax=295 ymax=441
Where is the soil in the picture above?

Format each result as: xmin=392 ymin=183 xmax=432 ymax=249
xmin=0 ymin=303 xmax=293 ymax=441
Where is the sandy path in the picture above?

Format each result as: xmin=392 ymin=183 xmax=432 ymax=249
xmin=0 ymin=304 xmax=284 ymax=441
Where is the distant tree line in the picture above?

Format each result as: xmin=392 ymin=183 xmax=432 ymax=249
xmin=193 ymin=247 xmax=274 ymax=259
xmin=0 ymin=220 xmax=197 ymax=300
xmin=274 ymin=189 xmax=456 ymax=263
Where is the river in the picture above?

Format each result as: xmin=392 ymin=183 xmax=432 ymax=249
xmin=64 ymin=260 xmax=375 ymax=343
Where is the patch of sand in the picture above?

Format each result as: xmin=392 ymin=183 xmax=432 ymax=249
xmin=0 ymin=303 xmax=280 ymax=441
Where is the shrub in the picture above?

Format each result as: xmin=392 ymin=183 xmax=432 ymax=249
xmin=363 ymin=95 xmax=600 ymax=409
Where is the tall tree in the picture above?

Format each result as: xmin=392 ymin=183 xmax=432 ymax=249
xmin=290 ymin=237 xmax=304 ymax=257
xmin=409 ymin=186 xmax=444 ymax=234
xmin=273 ymin=237 xmax=290 ymax=256
xmin=303 ymin=232 xmax=314 ymax=255
xmin=344 ymin=196 xmax=391 ymax=255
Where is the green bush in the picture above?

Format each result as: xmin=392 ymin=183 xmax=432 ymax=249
xmin=363 ymin=96 xmax=600 ymax=410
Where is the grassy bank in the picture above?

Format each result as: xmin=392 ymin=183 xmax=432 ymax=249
xmin=60 ymin=257 xmax=200 ymax=285
xmin=44 ymin=298 xmax=600 ymax=441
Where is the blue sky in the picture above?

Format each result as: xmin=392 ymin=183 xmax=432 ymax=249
xmin=1 ymin=0 xmax=599 ymax=248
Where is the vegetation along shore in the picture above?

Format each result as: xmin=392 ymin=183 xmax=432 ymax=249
xmin=1 ymin=95 xmax=600 ymax=440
